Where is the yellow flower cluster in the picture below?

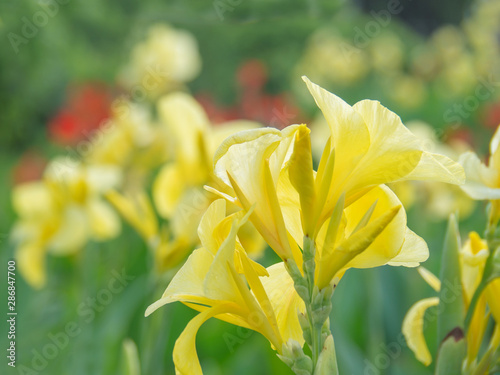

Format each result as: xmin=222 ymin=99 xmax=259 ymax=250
xmin=147 ymin=77 xmax=465 ymax=374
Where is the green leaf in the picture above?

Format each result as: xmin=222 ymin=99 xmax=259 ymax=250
xmin=437 ymin=214 xmax=465 ymax=344
xmin=122 ymin=339 xmax=141 ymax=375
xmin=314 ymin=335 xmax=339 ymax=375
xmin=435 ymin=329 xmax=466 ymax=375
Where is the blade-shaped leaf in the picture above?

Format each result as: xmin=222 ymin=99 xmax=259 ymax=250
xmin=435 ymin=328 xmax=466 ymax=375
xmin=437 ymin=214 xmax=464 ymax=344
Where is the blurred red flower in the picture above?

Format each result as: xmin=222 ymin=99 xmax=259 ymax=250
xmin=48 ymin=83 xmax=113 ymax=145
xmin=482 ymin=102 xmax=500 ymax=130
xmin=11 ymin=150 xmax=47 ymax=185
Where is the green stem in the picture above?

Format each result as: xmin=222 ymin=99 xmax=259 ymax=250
xmin=303 ymin=236 xmax=320 ymax=369
xmin=284 ymin=236 xmax=336 ymax=374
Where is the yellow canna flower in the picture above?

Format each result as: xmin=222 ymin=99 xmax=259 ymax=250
xmin=11 ymin=159 xmax=122 ymax=288
xmin=106 ymin=190 xmax=158 ymax=245
xmin=146 ymin=200 xmax=303 ymax=375
xmin=209 ymin=78 xmax=464 ymax=289
xmin=402 ymin=232 xmax=500 ymax=369
xmin=86 ymin=101 xmax=170 ymax=181
xmin=150 ymin=78 xmax=466 ymax=373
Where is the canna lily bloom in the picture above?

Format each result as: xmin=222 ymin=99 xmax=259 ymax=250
xmin=459 ymin=125 xmax=500 ymax=226
xmin=11 ymin=159 xmax=122 ymax=288
xmin=208 ymin=77 xmax=465 ymax=288
xmin=119 ymin=24 xmax=201 ymax=98
xmin=152 ymin=92 xmax=265 ymax=270
xmin=145 ymin=200 xmax=303 ymax=375
xmin=402 ymin=232 xmax=500 ymax=368
xmin=85 ymin=101 xmax=170 ymax=181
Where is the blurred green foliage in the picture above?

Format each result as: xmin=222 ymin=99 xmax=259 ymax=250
xmin=0 ymin=0 xmax=494 ymax=374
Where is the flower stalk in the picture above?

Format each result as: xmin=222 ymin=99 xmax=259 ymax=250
xmin=283 ymin=236 xmax=337 ymax=374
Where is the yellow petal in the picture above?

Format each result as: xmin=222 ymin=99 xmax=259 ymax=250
xmin=16 ymin=241 xmax=46 ymax=289
xmin=317 ymin=204 xmax=400 ymax=288
xmin=459 ymin=151 xmax=500 ymax=199
xmin=238 ymin=254 xmax=283 ymax=349
xmin=145 ymin=247 xmax=215 ymax=316
xmin=460 ymin=232 xmax=489 ymax=304
xmin=212 ymin=126 xmax=302 ymax=259
xmin=303 ymin=77 xmax=464 ymax=226
xmin=260 ymin=262 xmax=305 ymax=345
xmin=490 ymin=125 xmax=500 ymax=156
xmin=402 ymin=297 xmax=439 ymax=366
xmin=416 ymin=267 xmax=441 ymax=292
xmin=12 ymin=182 xmax=55 ymax=219
xmin=203 ymin=213 xmax=249 ymax=305
xmin=302 ymin=77 xmax=370 ymax=191
xmin=277 ymin=166 xmax=304 ymax=250
xmin=197 ymin=199 xmax=227 ymax=255
xmin=210 ymin=120 xmax=262 ymax=154
xmin=85 ymin=165 xmax=123 ymax=193
xmin=387 ymin=228 xmax=429 ymax=268
xmin=236 ymin=219 xmax=266 ymax=258
xmin=173 ymin=304 xmax=233 ymax=375
xmin=354 ymin=99 xmax=464 ymax=186
xmin=107 ymin=190 xmax=158 ymax=241
xmin=341 ymin=185 xmax=407 ymax=269
xmin=87 ymin=199 xmax=121 ymax=240
xmin=350 ymin=99 xmax=423 ymax=186
xmin=158 ymin=92 xmax=210 ymax=178
xmin=48 ymin=205 xmax=89 ymax=254
xmin=153 ymin=163 xmax=186 ymax=219
xmin=486 ymin=279 xmax=500 ymax=324
xmin=403 ymin=152 xmax=465 ymax=185
xmin=170 ymin=187 xmax=212 ymax=245
xmin=467 ymin=295 xmax=488 ymax=363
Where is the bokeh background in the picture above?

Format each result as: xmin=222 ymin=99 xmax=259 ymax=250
xmin=1 ymin=0 xmax=499 ymax=374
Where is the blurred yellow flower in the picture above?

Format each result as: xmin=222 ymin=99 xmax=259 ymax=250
xmin=296 ymin=30 xmax=369 ymax=87
xmin=119 ymin=24 xmax=201 ymax=98
xmin=369 ymin=32 xmax=404 ymax=74
xmin=152 ymin=92 xmax=264 ymax=269
xmin=460 ymin=126 xmax=500 ymax=225
xmin=386 ymin=74 xmax=427 ymax=109
xmin=388 ymin=121 xmax=475 ymax=220
xmin=86 ymin=101 xmax=170 ymax=184
xmin=12 ymin=159 xmax=122 ymax=288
